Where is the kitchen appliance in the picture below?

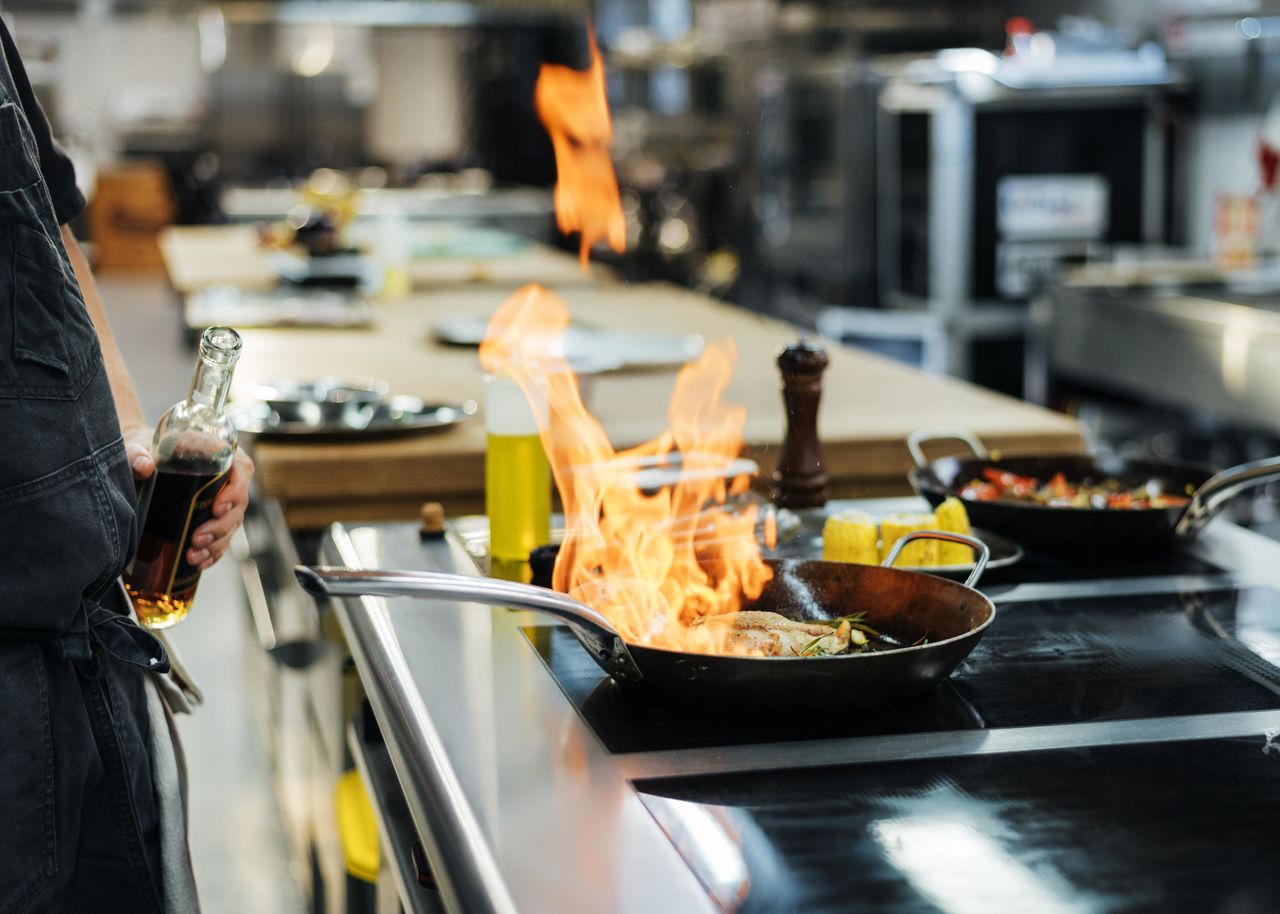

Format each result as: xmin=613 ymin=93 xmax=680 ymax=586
xmin=317 ymin=497 xmax=1280 ymax=914
xmin=796 ymin=35 xmax=1185 ymax=396
xmin=880 ymin=40 xmax=1181 ymax=394
xmin=748 ymin=55 xmax=880 ymax=311
xmin=908 ymin=429 xmax=1280 ymax=553
xmin=297 ymin=530 xmax=993 ymax=714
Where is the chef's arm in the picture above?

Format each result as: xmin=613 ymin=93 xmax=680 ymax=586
xmin=59 ymin=225 xmax=156 ymax=478
xmin=61 ymin=224 xmax=255 ymax=570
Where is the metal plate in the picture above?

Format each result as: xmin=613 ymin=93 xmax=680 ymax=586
xmin=233 ymin=395 xmax=476 ymax=439
xmin=889 ymin=527 xmax=1023 ymax=578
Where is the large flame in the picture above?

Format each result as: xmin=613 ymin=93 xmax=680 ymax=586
xmin=479 ymin=285 xmax=773 ymax=653
xmin=534 ymin=29 xmax=626 ymax=269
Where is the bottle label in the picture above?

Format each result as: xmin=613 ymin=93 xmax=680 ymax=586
xmin=164 ymin=469 xmax=230 ymax=594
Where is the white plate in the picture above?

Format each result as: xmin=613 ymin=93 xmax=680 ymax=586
xmin=432 ymin=316 xmax=704 ymax=373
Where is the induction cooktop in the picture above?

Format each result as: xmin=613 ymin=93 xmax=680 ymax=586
xmin=635 ymin=736 xmax=1280 ymax=914
xmin=524 ymin=585 xmax=1280 ymax=755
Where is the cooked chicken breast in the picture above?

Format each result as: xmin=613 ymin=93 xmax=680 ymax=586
xmin=691 ymin=610 xmax=852 ymax=657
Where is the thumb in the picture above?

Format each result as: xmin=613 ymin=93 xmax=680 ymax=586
xmin=127 ymin=445 xmax=156 ymax=480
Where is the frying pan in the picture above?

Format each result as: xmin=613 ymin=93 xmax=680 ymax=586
xmin=296 ymin=531 xmax=994 ymax=715
xmin=908 ymin=429 xmax=1280 ymax=554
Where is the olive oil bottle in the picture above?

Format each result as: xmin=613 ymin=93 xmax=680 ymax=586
xmin=485 ymin=373 xmax=551 ymax=572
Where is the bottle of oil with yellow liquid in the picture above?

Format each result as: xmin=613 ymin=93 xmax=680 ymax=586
xmin=485 ymin=373 xmax=551 ymax=582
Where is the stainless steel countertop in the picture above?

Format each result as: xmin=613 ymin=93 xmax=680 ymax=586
xmin=1048 ymin=283 xmax=1280 ymax=432
xmin=322 ymin=497 xmax=1280 ymax=914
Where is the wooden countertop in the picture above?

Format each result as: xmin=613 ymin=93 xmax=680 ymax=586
xmin=233 ymin=286 xmax=1082 ymax=527
xmin=160 ymin=226 xmax=1084 ymax=528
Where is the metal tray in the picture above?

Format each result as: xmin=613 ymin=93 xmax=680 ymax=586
xmin=233 ymin=395 xmax=476 ymax=439
xmin=888 ymin=527 xmax=1023 ymax=578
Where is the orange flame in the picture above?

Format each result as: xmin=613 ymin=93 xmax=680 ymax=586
xmin=479 ymin=285 xmax=772 ymax=653
xmin=534 ymin=29 xmax=626 ymax=270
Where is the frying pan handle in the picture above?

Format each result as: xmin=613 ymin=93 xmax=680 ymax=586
xmin=906 ymin=429 xmax=990 ymax=468
xmin=1176 ymin=455 xmax=1280 ymax=538
xmin=881 ymin=531 xmax=991 ymax=588
xmin=294 ymin=567 xmax=644 ymax=682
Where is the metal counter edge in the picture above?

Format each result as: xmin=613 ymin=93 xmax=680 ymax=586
xmin=323 ymin=522 xmax=519 ymax=914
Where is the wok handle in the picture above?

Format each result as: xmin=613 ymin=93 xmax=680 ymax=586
xmin=1176 ymin=455 xmax=1280 ymax=538
xmin=906 ymin=429 xmax=990 ymax=468
xmin=882 ymin=531 xmax=991 ymax=588
xmin=294 ymin=567 xmax=644 ymax=682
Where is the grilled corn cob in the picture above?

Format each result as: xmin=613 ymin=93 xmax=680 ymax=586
xmin=933 ymin=497 xmax=975 ymax=565
xmin=821 ymin=509 xmax=880 ymax=565
xmin=879 ymin=513 xmax=939 ymax=567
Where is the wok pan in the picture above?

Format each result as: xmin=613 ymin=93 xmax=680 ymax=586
xmin=908 ymin=429 xmax=1280 ymax=554
xmin=296 ymin=531 xmax=994 ymax=715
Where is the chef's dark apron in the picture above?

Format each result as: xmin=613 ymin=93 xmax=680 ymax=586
xmin=0 ymin=87 xmax=172 ymax=912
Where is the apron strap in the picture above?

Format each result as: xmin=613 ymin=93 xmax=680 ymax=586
xmin=59 ymin=596 xmax=170 ymax=675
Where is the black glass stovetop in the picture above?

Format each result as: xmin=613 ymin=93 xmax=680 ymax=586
xmin=524 ymin=586 xmax=1280 ymax=755
xmin=636 ymin=735 xmax=1280 ymax=914
xmin=988 ymin=548 xmax=1223 ymax=585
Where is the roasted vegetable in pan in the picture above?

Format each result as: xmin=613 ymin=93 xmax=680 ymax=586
xmin=959 ymin=467 xmax=1192 ymax=510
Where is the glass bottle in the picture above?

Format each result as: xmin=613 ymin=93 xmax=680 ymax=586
xmin=124 ymin=326 xmax=243 ymax=629
xmin=485 ymin=372 xmax=551 ymax=579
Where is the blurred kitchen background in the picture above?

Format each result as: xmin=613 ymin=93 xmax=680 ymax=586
xmin=9 ymin=0 xmax=1280 ymax=911
xmin=13 ymin=0 xmax=1280 ymax=468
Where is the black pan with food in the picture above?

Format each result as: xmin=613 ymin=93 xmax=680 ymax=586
xmin=296 ymin=531 xmax=995 ymax=715
xmin=907 ymin=429 xmax=1280 ymax=554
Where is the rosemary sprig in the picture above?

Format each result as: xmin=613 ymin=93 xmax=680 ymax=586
xmin=814 ymin=611 xmax=868 ymax=627
xmin=798 ymin=635 xmax=830 ymax=656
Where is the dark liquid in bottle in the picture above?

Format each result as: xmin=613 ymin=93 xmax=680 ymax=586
xmin=124 ymin=462 xmax=229 ymax=629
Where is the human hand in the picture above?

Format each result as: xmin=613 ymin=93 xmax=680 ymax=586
xmin=123 ymin=425 xmax=156 ymax=481
xmin=186 ymin=448 xmax=255 ymax=571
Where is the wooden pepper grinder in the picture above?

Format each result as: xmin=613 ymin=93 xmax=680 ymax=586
xmin=772 ymin=337 xmax=830 ymax=509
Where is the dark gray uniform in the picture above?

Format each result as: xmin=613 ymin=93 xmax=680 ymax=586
xmin=0 ymin=20 xmax=173 ymax=913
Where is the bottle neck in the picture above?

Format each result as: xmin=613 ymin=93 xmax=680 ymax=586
xmin=186 ymin=354 xmax=234 ymax=415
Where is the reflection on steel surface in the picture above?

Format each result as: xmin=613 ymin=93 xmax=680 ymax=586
xmin=642 ymin=797 xmax=752 ymax=911
xmin=870 ymin=809 xmax=1099 ymax=914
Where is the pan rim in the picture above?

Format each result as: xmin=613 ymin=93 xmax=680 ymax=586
xmin=618 ymin=575 xmax=998 ymax=663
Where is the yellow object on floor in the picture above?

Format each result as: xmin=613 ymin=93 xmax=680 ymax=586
xmin=336 ymin=770 xmax=379 ymax=884
xmin=933 ymin=497 xmax=974 ymax=565
xmin=821 ymin=509 xmax=879 ymax=564
xmin=879 ymin=513 xmax=939 ymax=567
